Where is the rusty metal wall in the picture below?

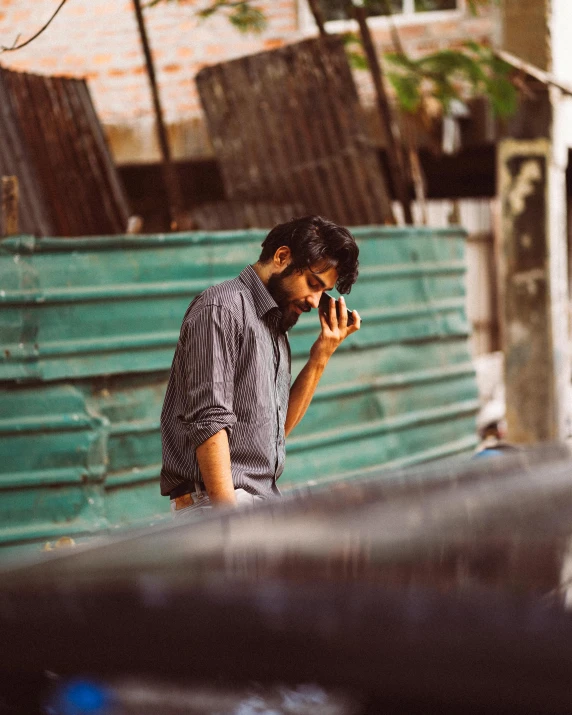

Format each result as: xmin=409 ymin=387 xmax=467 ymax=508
xmin=0 ymin=67 xmax=130 ymax=237
xmin=0 ymin=71 xmax=53 ymax=236
xmin=196 ymin=37 xmax=395 ymax=228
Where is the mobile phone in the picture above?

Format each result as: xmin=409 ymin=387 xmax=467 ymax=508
xmin=319 ymin=292 xmax=355 ymax=327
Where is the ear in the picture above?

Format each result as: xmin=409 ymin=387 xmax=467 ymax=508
xmin=273 ymin=246 xmax=292 ymax=270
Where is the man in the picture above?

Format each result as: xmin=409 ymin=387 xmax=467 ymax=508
xmin=160 ymin=215 xmax=360 ymax=515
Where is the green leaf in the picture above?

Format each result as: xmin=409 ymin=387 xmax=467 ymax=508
xmin=341 ymin=32 xmax=361 ymax=48
xmin=385 ymin=52 xmax=419 ymax=72
xmin=383 ymin=39 xmax=518 ymax=119
xmin=485 ymin=75 xmax=519 ymax=117
xmin=195 ymin=1 xmax=267 ymax=33
xmin=228 ymin=3 xmax=266 ymax=33
xmin=418 ymin=50 xmax=486 ymax=85
xmin=346 ymin=49 xmax=369 ymax=70
xmin=387 ymin=72 xmax=422 ymax=113
xmin=197 ymin=7 xmax=218 ymax=19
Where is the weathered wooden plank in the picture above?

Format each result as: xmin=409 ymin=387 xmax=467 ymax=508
xmin=325 ymin=39 xmax=392 ymax=224
xmin=56 ymin=78 xmax=112 ymax=233
xmin=289 ymin=41 xmax=348 ymax=222
xmin=0 ymin=66 xmax=130 ymax=237
xmin=8 ymin=71 xmax=79 ymax=236
xmin=305 ymin=43 xmax=358 ymax=225
xmin=0 ymin=71 xmax=54 ymax=236
xmin=196 ymin=37 xmax=394 ymax=228
xmin=75 ymin=80 xmax=131 ymax=231
xmin=44 ymin=74 xmax=91 ymax=234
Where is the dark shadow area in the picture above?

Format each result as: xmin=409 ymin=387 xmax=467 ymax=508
xmin=119 ymin=159 xmax=226 ymax=232
xmin=2 ymin=445 xmax=572 ymax=713
xmin=119 ymin=145 xmax=497 ymax=232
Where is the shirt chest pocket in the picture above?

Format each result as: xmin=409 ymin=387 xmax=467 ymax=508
xmin=234 ymin=332 xmax=277 ymax=424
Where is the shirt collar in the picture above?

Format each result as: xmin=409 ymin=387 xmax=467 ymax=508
xmin=239 ymin=265 xmax=280 ymax=318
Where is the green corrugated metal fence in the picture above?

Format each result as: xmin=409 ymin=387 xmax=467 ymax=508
xmin=0 ymin=227 xmax=479 ymax=552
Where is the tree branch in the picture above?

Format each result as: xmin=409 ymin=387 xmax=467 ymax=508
xmin=347 ymin=1 xmax=410 ymax=224
xmin=380 ymin=0 xmax=406 ymax=56
xmin=0 ymin=0 xmax=70 ymax=54
xmin=306 ymin=0 xmax=328 ymax=36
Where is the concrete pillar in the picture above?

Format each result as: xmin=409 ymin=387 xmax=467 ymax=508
xmin=498 ymin=137 xmax=569 ymax=441
xmin=498 ymin=0 xmax=570 ymax=443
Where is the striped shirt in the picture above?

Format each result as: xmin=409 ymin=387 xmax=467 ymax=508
xmin=160 ymin=265 xmax=291 ymax=499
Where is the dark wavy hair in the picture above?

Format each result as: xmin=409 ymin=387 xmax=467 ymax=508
xmin=259 ymin=215 xmax=359 ymax=294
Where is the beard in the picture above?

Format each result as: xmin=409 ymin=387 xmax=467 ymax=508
xmin=267 ymin=271 xmax=311 ymax=332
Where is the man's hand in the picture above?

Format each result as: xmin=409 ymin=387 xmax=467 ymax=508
xmin=310 ymin=295 xmax=361 ymax=365
xmin=285 ymin=296 xmax=360 ymax=436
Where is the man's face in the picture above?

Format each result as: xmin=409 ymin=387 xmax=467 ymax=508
xmin=267 ymin=261 xmax=339 ymax=332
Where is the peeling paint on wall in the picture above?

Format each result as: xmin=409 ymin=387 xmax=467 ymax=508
xmin=508 ymin=160 xmax=542 ymax=215
xmin=498 ymin=138 xmax=569 ymax=443
xmin=512 ymin=268 xmax=546 ymax=296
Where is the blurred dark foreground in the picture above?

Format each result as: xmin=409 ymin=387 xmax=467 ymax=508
xmin=2 ymin=444 xmax=572 ymax=714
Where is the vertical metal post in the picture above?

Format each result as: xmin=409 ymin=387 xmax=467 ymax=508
xmin=1 ymin=176 xmax=19 ymax=236
xmin=306 ymin=0 xmax=328 ymax=35
xmin=132 ymin=0 xmax=184 ymax=230
xmin=349 ymin=3 xmax=412 ymax=224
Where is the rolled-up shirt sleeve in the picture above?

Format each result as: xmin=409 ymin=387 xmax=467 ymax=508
xmin=178 ymin=304 xmax=241 ymax=449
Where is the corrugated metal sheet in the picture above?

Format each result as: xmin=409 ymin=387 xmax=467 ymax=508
xmin=403 ymin=198 xmax=500 ymax=356
xmin=0 ymin=226 xmax=478 ymax=551
xmin=0 ymin=66 xmax=130 ymax=236
xmin=196 ymin=37 xmax=395 ymax=227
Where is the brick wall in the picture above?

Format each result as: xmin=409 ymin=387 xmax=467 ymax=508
xmin=0 ymin=0 xmax=300 ymax=161
xmin=0 ymin=0 xmax=496 ymax=162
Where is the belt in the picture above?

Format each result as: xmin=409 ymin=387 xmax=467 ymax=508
xmin=169 ymin=480 xmax=204 ymax=500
